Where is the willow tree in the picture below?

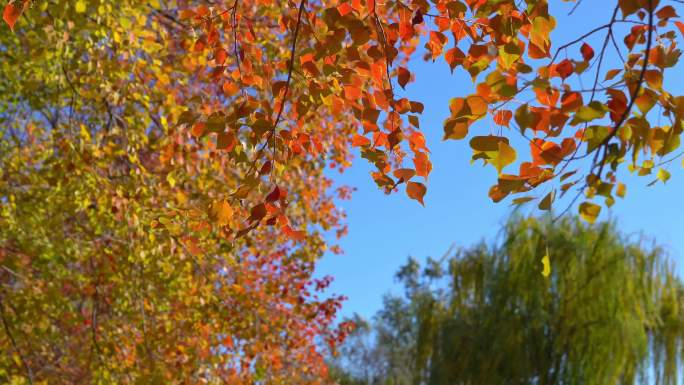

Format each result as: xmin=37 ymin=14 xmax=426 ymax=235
xmin=332 ymin=216 xmax=684 ymax=385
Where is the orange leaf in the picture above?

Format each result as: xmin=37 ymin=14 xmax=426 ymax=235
xmin=179 ymin=9 xmax=196 ymax=20
xmin=444 ymin=47 xmax=465 ymax=72
xmin=675 ymin=21 xmax=684 ymax=38
xmin=644 ymin=69 xmax=663 ymax=89
xmin=656 ymin=5 xmax=677 ymax=20
xmin=413 ymin=152 xmax=431 ymax=179
xmin=466 ymin=95 xmax=487 ymax=116
xmin=351 ymin=134 xmax=370 ymax=147
xmin=210 ymin=200 xmax=234 ymax=226
xmin=344 ymin=85 xmax=361 ymax=100
xmin=493 ymin=110 xmax=512 ymax=127
xmin=337 ymin=2 xmax=353 ymax=16
xmin=393 ymin=168 xmax=416 ymax=182
xmin=191 ymin=122 xmax=207 ymax=137
xmin=283 ymin=225 xmax=306 ymax=241
xmin=409 ymin=131 xmax=429 ymax=153
xmin=406 ymin=181 xmax=426 ymax=206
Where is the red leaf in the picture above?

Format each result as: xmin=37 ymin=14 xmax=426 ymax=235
xmin=266 ymin=186 xmax=281 ymax=202
xmin=556 ymin=59 xmax=574 ymax=80
xmin=580 ymin=43 xmax=594 ymax=61
xmin=412 ymin=10 xmax=424 ymax=25
xmin=215 ymin=48 xmax=228 ymax=65
xmin=249 ymin=203 xmax=267 ymax=222
xmin=259 ymin=161 xmax=272 ymax=175
xmin=216 ymin=132 xmax=236 ymax=151
xmin=397 ymin=67 xmax=410 ymax=89
xmin=3 ymin=1 xmax=25 ymax=32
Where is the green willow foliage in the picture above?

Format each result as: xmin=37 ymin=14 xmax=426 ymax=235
xmin=331 ymin=216 xmax=684 ymax=385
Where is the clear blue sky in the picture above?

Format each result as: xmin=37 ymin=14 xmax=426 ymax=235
xmin=315 ymin=1 xmax=684 ymax=320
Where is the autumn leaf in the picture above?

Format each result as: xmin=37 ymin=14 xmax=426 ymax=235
xmin=491 ymin=141 xmax=517 ymax=174
xmin=556 ymin=59 xmax=574 ymax=80
xmin=210 ymin=200 xmax=234 ymax=226
xmin=406 ymin=181 xmax=426 ymax=206
xmin=493 ymin=110 xmax=513 ymax=127
xmin=538 ymin=190 xmax=555 ymax=211
xmin=393 ymin=168 xmax=416 ymax=182
xmin=352 ymin=134 xmax=370 ymax=147
xmin=75 ymin=0 xmax=86 ymax=13
xmin=580 ymin=43 xmax=595 ymax=61
xmin=4 ymin=0 xmax=684 ymax=380
xmin=249 ymin=203 xmax=267 ymax=222
xmin=266 ymin=186 xmax=282 ymax=202
xmin=3 ymin=0 xmax=26 ymax=31
xmin=398 ymin=67 xmax=411 ymax=89
xmin=413 ymin=152 xmax=431 ymax=179
xmin=541 ymin=253 xmax=551 ymax=277
xmin=579 ymin=202 xmax=601 ymax=223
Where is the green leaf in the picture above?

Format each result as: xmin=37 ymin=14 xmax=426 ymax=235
xmin=571 ymin=101 xmax=607 ymax=124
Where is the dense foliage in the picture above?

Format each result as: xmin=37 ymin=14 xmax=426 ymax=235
xmin=0 ymin=1 xmax=351 ymax=383
xmin=2 ymin=0 xmax=684 ymax=383
xmin=331 ymin=216 xmax=684 ymax=385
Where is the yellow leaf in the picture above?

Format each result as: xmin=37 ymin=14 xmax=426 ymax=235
xmin=166 ymin=173 xmax=176 ymax=187
xmin=75 ymin=0 xmax=86 ymax=13
xmin=492 ymin=141 xmax=517 ymax=174
xmin=541 ymin=253 xmax=551 ymax=277
xmin=616 ymin=183 xmax=626 ymax=198
xmin=579 ymin=201 xmax=601 ymax=223
xmin=657 ymin=168 xmax=671 ymax=183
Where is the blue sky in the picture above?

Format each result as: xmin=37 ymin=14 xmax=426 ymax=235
xmin=315 ymin=1 xmax=684 ymax=320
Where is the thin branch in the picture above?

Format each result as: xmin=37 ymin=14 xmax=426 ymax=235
xmin=593 ymin=0 xmax=655 ymax=177
xmin=268 ymin=0 xmax=307 ymax=178
xmin=0 ymin=296 xmax=34 ymax=384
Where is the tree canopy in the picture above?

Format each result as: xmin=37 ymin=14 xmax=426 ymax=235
xmin=331 ymin=216 xmax=684 ymax=385
xmin=1 ymin=0 xmax=684 ymax=383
